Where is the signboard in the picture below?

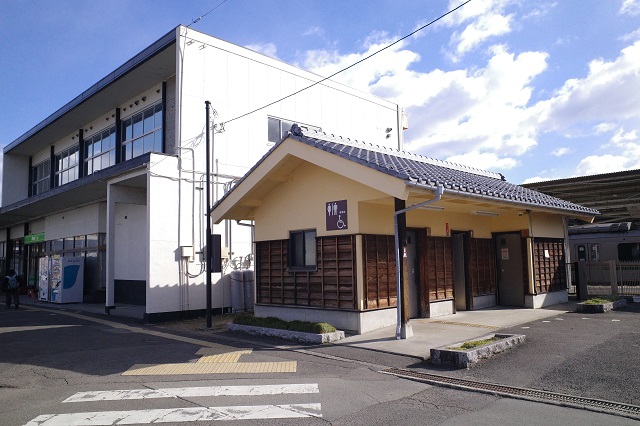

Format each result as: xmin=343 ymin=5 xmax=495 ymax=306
xmin=25 ymin=232 xmax=45 ymax=245
xmin=501 ymin=248 xmax=509 ymax=260
xmin=326 ymin=200 xmax=348 ymax=231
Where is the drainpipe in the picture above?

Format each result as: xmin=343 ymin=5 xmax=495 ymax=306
xmin=394 ymin=184 xmax=444 ymax=340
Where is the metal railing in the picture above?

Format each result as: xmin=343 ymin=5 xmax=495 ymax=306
xmin=575 ymin=260 xmax=640 ymax=297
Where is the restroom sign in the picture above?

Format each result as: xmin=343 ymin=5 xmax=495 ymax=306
xmin=326 ymin=200 xmax=348 ymax=231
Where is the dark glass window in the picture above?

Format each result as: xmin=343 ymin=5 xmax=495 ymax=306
xmin=289 ymin=229 xmax=316 ymax=269
xmin=85 ymin=126 xmax=116 ymax=175
xmin=31 ymin=159 xmax=51 ymax=195
xmin=121 ymin=103 xmax=163 ymax=161
xmin=618 ymin=243 xmax=640 ymax=261
xmin=267 ymin=117 xmax=320 ymax=144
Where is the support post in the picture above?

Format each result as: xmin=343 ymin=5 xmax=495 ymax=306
xmin=205 ymin=101 xmax=213 ymax=328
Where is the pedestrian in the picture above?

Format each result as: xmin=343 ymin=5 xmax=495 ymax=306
xmin=5 ymin=269 xmax=20 ymax=309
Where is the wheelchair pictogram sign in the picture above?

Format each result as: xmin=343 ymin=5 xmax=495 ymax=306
xmin=326 ymin=200 xmax=348 ymax=231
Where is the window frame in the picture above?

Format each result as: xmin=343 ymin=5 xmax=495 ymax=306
xmin=31 ymin=159 xmax=51 ymax=195
xmin=288 ymin=229 xmax=317 ymax=271
xmin=54 ymin=145 xmax=79 ymax=188
xmin=84 ymin=126 xmax=116 ymax=176
xmin=121 ymin=103 xmax=163 ymax=162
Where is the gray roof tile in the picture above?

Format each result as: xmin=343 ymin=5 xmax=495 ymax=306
xmin=212 ymin=124 xmax=599 ymax=217
xmin=289 ymin=125 xmax=598 ymax=216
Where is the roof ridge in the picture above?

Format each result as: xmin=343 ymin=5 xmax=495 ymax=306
xmin=298 ymin=127 xmax=503 ymax=180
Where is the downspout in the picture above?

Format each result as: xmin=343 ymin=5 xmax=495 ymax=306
xmin=394 ymin=184 xmax=444 ymax=339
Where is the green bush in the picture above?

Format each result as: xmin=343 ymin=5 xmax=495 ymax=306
xmin=446 ymin=336 xmax=501 ymax=351
xmin=583 ymin=296 xmax=620 ymax=305
xmin=233 ymin=314 xmax=336 ymax=334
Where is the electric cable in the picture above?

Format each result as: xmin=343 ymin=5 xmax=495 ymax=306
xmin=220 ymin=0 xmax=473 ymax=127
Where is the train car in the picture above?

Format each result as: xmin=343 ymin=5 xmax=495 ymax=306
xmin=569 ymin=222 xmax=640 ymax=264
xmin=569 ymin=222 xmax=640 ymax=297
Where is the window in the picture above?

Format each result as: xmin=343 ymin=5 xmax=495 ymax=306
xmin=85 ymin=126 xmax=116 ymax=175
xmin=289 ymin=229 xmax=316 ymax=269
xmin=31 ymin=159 xmax=50 ymax=195
xmin=54 ymin=145 xmax=79 ymax=187
xmin=121 ymin=103 xmax=163 ymax=161
xmin=268 ymin=117 xmax=320 ymax=144
xmin=618 ymin=243 xmax=640 ymax=261
xmin=589 ymin=244 xmax=600 ymax=262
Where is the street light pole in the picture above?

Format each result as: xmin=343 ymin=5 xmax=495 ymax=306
xmin=205 ymin=101 xmax=212 ymax=328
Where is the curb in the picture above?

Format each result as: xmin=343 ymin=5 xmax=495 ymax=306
xmin=430 ymin=333 xmax=526 ymax=369
xmin=228 ymin=323 xmax=345 ymax=344
xmin=576 ymin=299 xmax=627 ymax=313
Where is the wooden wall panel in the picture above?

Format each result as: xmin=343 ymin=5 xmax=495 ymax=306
xmin=255 ymin=235 xmax=357 ymax=309
xmin=363 ymin=235 xmax=397 ymax=309
xmin=533 ymin=238 xmax=566 ymax=293
xmin=421 ymin=235 xmax=454 ymax=301
xmin=468 ymin=238 xmax=496 ymax=296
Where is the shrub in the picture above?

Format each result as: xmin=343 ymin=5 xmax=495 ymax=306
xmin=233 ymin=313 xmax=336 ymax=334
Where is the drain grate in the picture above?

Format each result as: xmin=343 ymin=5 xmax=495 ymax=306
xmin=381 ymin=368 xmax=640 ymax=420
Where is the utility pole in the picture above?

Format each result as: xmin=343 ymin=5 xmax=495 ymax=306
xmin=205 ymin=101 xmax=212 ymax=328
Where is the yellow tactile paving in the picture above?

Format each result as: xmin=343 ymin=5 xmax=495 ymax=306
xmin=195 ymin=348 xmax=253 ymax=363
xmin=122 ymin=361 xmax=297 ymax=375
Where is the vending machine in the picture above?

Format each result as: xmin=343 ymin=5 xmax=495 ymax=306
xmin=48 ymin=256 xmax=84 ymax=304
xmin=38 ymin=256 xmax=50 ymax=301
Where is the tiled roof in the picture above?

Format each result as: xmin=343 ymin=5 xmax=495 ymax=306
xmin=288 ymin=125 xmax=599 ymax=216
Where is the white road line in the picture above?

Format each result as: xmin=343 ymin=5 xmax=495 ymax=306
xmin=24 ymin=403 xmax=322 ymax=425
xmin=63 ymin=384 xmax=320 ymax=402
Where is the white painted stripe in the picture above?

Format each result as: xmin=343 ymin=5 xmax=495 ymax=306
xmin=24 ymin=403 xmax=322 ymax=425
xmin=63 ymin=384 xmax=319 ymax=402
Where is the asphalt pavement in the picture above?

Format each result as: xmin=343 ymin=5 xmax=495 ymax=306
xmin=13 ymin=296 xmax=640 ymax=410
xmin=8 ymin=297 xmax=640 ymax=422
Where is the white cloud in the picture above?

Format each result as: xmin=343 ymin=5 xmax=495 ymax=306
xmin=536 ymin=40 xmax=640 ymax=132
xmin=448 ymin=13 xmax=513 ymax=61
xmin=620 ymin=0 xmax=640 ymax=16
xmin=620 ymin=28 xmax=640 ymax=42
xmin=551 ymin=147 xmax=570 ymax=157
xmin=574 ymin=127 xmax=640 ymax=175
xmin=300 ymin=10 xmax=640 ymax=178
xmin=303 ymin=26 xmax=324 ymax=37
xmin=244 ymin=43 xmax=278 ymax=59
xmin=438 ymin=0 xmax=516 ymax=61
xmin=445 ymin=151 xmax=518 ymax=171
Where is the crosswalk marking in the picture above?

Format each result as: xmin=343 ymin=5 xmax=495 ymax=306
xmin=63 ymin=384 xmax=320 ymax=402
xmin=25 ymin=403 xmax=322 ymax=425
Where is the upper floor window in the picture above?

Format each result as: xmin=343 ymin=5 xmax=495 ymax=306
xmin=121 ymin=103 xmax=163 ymax=161
xmin=54 ymin=145 xmax=79 ymax=187
xmin=268 ymin=117 xmax=320 ymax=144
xmin=289 ymin=229 xmax=317 ymax=270
xmin=31 ymin=159 xmax=50 ymax=195
xmin=85 ymin=126 xmax=116 ymax=176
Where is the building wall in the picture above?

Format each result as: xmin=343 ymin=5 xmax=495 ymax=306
xmin=253 ymin=162 xmax=390 ymax=241
xmin=45 ymin=204 xmax=105 ymax=240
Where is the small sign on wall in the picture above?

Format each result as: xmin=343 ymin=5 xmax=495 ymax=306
xmin=501 ymin=248 xmax=510 ymax=260
xmin=326 ymin=200 xmax=348 ymax=231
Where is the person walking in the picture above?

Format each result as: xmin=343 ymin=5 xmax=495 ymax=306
xmin=5 ymin=269 xmax=20 ymax=309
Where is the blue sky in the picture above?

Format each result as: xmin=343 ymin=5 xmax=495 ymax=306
xmin=1 ymin=0 xmax=639 ymax=184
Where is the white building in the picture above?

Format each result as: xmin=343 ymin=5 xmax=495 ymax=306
xmin=0 ymin=26 xmax=403 ymax=321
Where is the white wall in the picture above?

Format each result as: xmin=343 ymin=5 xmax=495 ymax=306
xmin=168 ymin=27 xmax=402 ymax=314
xmin=114 ymin=203 xmax=147 ymax=281
xmin=45 ymin=204 xmax=105 ymax=240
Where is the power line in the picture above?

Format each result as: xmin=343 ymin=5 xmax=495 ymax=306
xmin=187 ymin=0 xmax=232 ymax=27
xmin=222 ymin=0 xmax=473 ymax=127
